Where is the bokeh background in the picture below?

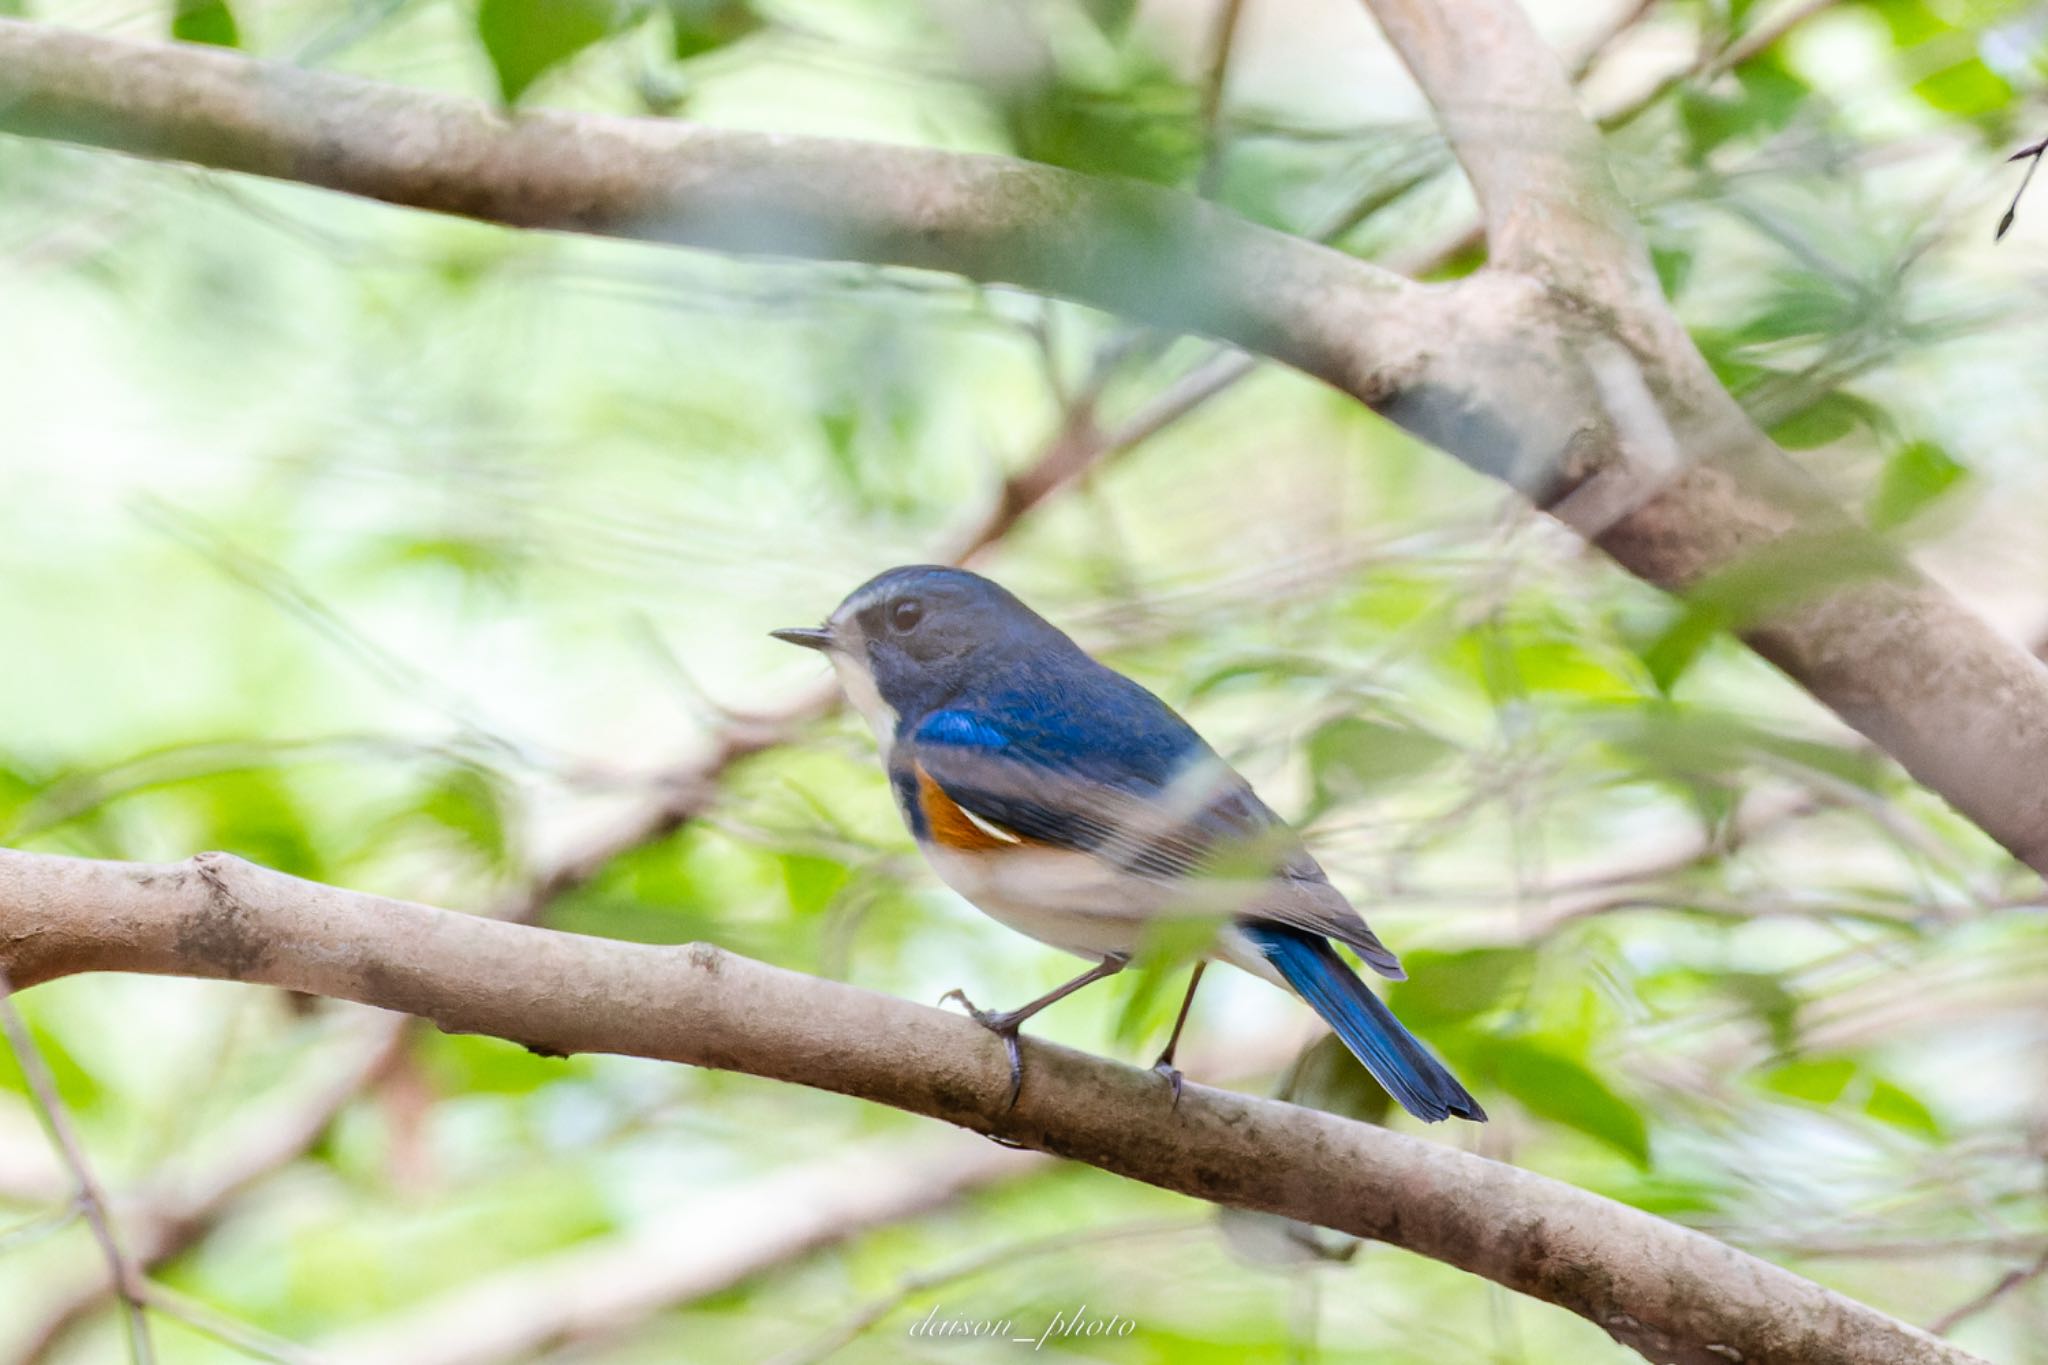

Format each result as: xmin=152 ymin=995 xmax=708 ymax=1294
xmin=3 ymin=0 xmax=2048 ymax=1359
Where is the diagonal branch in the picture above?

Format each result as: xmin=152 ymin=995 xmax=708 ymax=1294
xmin=0 ymin=847 xmax=1986 ymax=1365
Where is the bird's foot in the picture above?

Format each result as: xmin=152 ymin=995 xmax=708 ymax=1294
xmin=939 ymin=988 xmax=1028 ymax=1111
xmin=1151 ymin=1057 xmax=1186 ymax=1110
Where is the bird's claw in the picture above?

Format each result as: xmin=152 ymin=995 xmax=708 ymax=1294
xmin=1152 ymin=1058 xmax=1186 ymax=1110
xmin=941 ymin=988 xmax=1027 ymax=1111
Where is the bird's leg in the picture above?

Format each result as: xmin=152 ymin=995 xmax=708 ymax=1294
xmin=1149 ymin=961 xmax=1208 ymax=1109
xmin=941 ymin=954 xmax=1130 ymax=1110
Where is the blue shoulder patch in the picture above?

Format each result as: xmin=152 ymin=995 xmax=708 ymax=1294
xmin=915 ymin=710 xmax=1011 ymax=752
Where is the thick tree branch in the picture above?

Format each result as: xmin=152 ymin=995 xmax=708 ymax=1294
xmin=0 ymin=19 xmax=1444 ymax=414
xmin=0 ymin=847 xmax=1982 ymax=1365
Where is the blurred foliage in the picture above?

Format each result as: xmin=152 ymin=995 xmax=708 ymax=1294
xmin=0 ymin=0 xmax=2045 ymax=1361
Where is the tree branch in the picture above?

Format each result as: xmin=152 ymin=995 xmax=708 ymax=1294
xmin=0 ymin=847 xmax=1983 ymax=1365
xmin=0 ymin=19 xmax=1437 ymax=412
xmin=1351 ymin=0 xmax=2048 ymax=878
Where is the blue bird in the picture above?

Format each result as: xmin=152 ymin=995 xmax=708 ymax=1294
xmin=773 ymin=566 xmax=1483 ymax=1123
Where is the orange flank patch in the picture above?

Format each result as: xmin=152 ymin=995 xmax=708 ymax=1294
xmin=915 ymin=764 xmax=1030 ymax=852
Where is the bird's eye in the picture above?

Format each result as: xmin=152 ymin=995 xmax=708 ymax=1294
xmin=889 ymin=598 xmax=924 ymax=633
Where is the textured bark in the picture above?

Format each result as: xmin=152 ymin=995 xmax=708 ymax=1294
xmin=0 ymin=848 xmax=1984 ymax=1365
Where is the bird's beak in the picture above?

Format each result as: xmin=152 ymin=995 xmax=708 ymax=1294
xmin=770 ymin=626 xmax=835 ymax=652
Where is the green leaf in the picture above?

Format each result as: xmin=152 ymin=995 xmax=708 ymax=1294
xmin=1651 ymin=245 xmax=1693 ymax=299
xmin=1768 ymin=390 xmax=1884 ymax=450
xmin=1718 ymin=971 xmax=1802 ymax=1052
xmin=0 ymin=1014 xmax=102 ymax=1112
xmin=1677 ymin=54 xmax=1808 ymax=158
xmin=668 ymin=0 xmax=761 ymax=61
xmin=1864 ymin=1078 xmax=1941 ymax=1139
xmin=1630 ymin=528 xmax=1901 ymax=692
xmin=1112 ymin=916 xmax=1218 ymax=1047
xmin=1384 ymin=947 xmax=1531 ymax=1027
xmin=189 ymin=769 xmax=324 ymax=879
xmin=780 ymin=853 xmax=849 ymax=918
xmin=420 ymin=1030 xmax=581 ymax=1094
xmin=1860 ymin=0 xmax=2015 ymax=117
xmin=1585 ymin=699 xmax=1888 ymax=795
xmin=1002 ymin=59 xmax=1202 ymax=184
xmin=172 ymin=0 xmax=240 ymax=47
xmin=1913 ymin=58 xmax=2013 ymax=118
xmin=414 ymin=765 xmax=511 ymax=873
xmin=478 ymin=0 xmax=625 ymax=104
xmin=1276 ymin=1032 xmax=1395 ymax=1126
xmin=1638 ymin=603 xmax=1729 ymax=694
xmin=1868 ymin=440 xmax=1966 ymax=531
xmin=1762 ymin=1056 xmax=1857 ymax=1103
xmin=1488 ymin=1039 xmax=1651 ymax=1167
xmin=1764 ymin=1056 xmax=1942 ymax=1138
xmin=1078 ymin=0 xmax=1137 ymax=37
xmin=1306 ymin=716 xmax=1456 ymax=810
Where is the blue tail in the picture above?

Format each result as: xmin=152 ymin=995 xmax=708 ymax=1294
xmin=1244 ymin=922 xmax=1485 ymax=1124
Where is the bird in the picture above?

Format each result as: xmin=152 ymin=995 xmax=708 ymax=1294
xmin=772 ymin=565 xmax=1484 ymax=1123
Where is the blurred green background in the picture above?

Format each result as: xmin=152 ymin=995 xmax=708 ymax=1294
xmin=2 ymin=0 xmax=2048 ymax=1360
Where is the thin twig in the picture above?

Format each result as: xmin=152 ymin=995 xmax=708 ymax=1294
xmin=1570 ymin=0 xmax=1657 ymax=81
xmin=1196 ymin=0 xmax=1251 ymax=198
xmin=0 ymin=1203 xmax=80 ymax=1255
xmin=0 ymin=967 xmax=156 ymax=1364
xmin=1996 ymin=136 xmax=2047 ymax=242
xmin=16 ymin=1010 xmax=407 ymax=1362
xmin=1927 ymin=1245 xmax=2048 ymax=1336
xmin=1603 ymin=0 xmax=1843 ymax=129
xmin=138 ymin=1283 xmax=328 ymax=1365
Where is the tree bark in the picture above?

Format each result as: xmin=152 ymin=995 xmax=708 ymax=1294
xmin=0 ymin=847 xmax=1983 ymax=1365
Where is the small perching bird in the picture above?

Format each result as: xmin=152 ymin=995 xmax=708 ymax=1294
xmin=774 ymin=566 xmax=1483 ymax=1123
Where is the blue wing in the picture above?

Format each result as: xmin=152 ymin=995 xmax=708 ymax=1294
xmin=898 ymin=669 xmax=1403 ymax=977
xmin=903 ymin=684 xmax=1270 ymax=878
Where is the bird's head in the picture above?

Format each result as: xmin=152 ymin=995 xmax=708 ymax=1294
xmin=772 ymin=565 xmax=1068 ymax=745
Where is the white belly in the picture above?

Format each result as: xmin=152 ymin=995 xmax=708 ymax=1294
xmin=924 ymin=844 xmax=1153 ymax=958
xmin=922 ymin=844 xmax=1287 ymax=988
